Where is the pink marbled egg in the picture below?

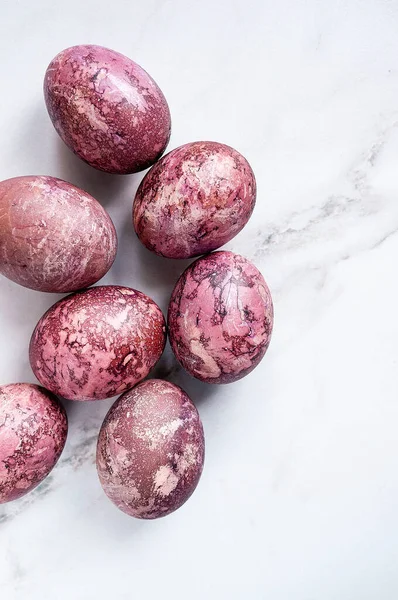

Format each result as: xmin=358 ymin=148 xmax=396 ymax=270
xmin=168 ymin=251 xmax=274 ymax=384
xmin=133 ymin=141 xmax=256 ymax=258
xmin=0 ymin=176 xmax=117 ymax=293
xmin=44 ymin=45 xmax=171 ymax=174
xmin=97 ymin=379 xmax=204 ymax=519
xmin=0 ymin=383 xmax=67 ymax=503
xmin=29 ymin=286 xmax=166 ymax=401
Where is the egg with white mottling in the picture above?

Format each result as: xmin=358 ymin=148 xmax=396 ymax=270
xmin=0 ymin=383 xmax=68 ymax=504
xmin=44 ymin=45 xmax=171 ymax=174
xmin=0 ymin=175 xmax=117 ymax=293
xmin=168 ymin=251 xmax=274 ymax=384
xmin=133 ymin=141 xmax=256 ymax=258
xmin=97 ymin=379 xmax=205 ymax=519
xmin=29 ymin=286 xmax=166 ymax=401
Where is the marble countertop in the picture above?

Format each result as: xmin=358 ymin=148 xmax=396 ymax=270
xmin=1 ymin=0 xmax=398 ymax=598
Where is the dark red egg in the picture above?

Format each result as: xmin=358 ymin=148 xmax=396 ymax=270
xmin=0 ymin=383 xmax=67 ymax=503
xmin=97 ymin=379 xmax=205 ymax=519
xmin=29 ymin=286 xmax=166 ymax=401
xmin=133 ymin=141 xmax=256 ymax=258
xmin=168 ymin=251 xmax=274 ymax=383
xmin=44 ymin=45 xmax=171 ymax=174
xmin=0 ymin=176 xmax=117 ymax=293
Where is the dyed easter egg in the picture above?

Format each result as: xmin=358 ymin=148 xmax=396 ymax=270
xmin=29 ymin=286 xmax=166 ymax=401
xmin=0 ymin=383 xmax=67 ymax=503
xmin=97 ymin=379 xmax=205 ymax=519
xmin=44 ymin=45 xmax=171 ymax=174
xmin=133 ymin=141 xmax=256 ymax=258
xmin=168 ymin=251 xmax=273 ymax=383
xmin=0 ymin=175 xmax=117 ymax=293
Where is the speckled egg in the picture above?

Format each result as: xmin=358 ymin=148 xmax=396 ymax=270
xmin=168 ymin=251 xmax=273 ymax=384
xmin=96 ymin=379 xmax=204 ymax=519
xmin=133 ymin=141 xmax=256 ymax=258
xmin=29 ymin=286 xmax=166 ymax=401
xmin=0 ymin=383 xmax=67 ymax=503
xmin=44 ymin=45 xmax=171 ymax=174
xmin=0 ymin=175 xmax=117 ymax=293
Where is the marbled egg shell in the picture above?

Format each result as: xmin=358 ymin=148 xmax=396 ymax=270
xmin=0 ymin=175 xmax=117 ymax=293
xmin=168 ymin=251 xmax=274 ymax=384
xmin=0 ymin=383 xmax=67 ymax=503
xmin=133 ymin=141 xmax=256 ymax=258
xmin=30 ymin=286 xmax=166 ymax=401
xmin=97 ymin=379 xmax=204 ymax=519
xmin=44 ymin=45 xmax=171 ymax=174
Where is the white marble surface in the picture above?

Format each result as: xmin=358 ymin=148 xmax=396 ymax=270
xmin=1 ymin=0 xmax=398 ymax=598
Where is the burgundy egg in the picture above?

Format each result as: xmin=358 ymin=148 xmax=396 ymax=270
xmin=0 ymin=176 xmax=117 ymax=293
xmin=168 ymin=251 xmax=274 ymax=384
xmin=97 ymin=379 xmax=205 ymax=519
xmin=0 ymin=383 xmax=67 ymax=503
xmin=44 ymin=45 xmax=171 ymax=174
xmin=29 ymin=286 xmax=166 ymax=401
xmin=133 ymin=141 xmax=256 ymax=259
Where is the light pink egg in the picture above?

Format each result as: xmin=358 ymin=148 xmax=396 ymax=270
xmin=0 ymin=383 xmax=67 ymax=503
xmin=44 ymin=45 xmax=171 ymax=174
xmin=0 ymin=175 xmax=117 ymax=293
xmin=133 ymin=141 xmax=256 ymax=258
xmin=168 ymin=251 xmax=274 ymax=383
xmin=29 ymin=286 xmax=166 ymax=401
xmin=97 ymin=379 xmax=205 ymax=519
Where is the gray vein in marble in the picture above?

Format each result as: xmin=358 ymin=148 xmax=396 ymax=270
xmin=371 ymin=227 xmax=398 ymax=250
xmin=62 ymin=434 xmax=98 ymax=470
xmin=0 ymin=476 xmax=54 ymax=527
xmin=253 ymin=121 xmax=398 ymax=274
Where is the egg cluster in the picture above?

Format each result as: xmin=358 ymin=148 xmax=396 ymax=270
xmin=0 ymin=45 xmax=274 ymax=518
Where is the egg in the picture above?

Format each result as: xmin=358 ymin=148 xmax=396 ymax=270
xmin=0 ymin=175 xmax=117 ymax=293
xmin=133 ymin=141 xmax=256 ymax=258
xmin=168 ymin=251 xmax=274 ymax=383
xmin=0 ymin=383 xmax=67 ymax=503
xmin=29 ymin=286 xmax=166 ymax=401
xmin=96 ymin=379 xmax=204 ymax=519
xmin=44 ymin=45 xmax=171 ymax=174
